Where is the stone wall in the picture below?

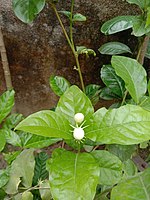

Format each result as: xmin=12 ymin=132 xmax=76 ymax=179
xmin=0 ymin=0 xmax=138 ymax=115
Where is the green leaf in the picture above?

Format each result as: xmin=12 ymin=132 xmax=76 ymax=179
xmin=101 ymin=65 xmax=125 ymax=97
xmin=86 ymin=104 xmax=150 ymax=145
xmin=111 ymin=56 xmax=147 ymax=103
xmin=101 ymin=16 xmax=135 ymax=35
xmin=39 ymin=180 xmax=52 ymax=200
xmin=126 ymin=0 xmax=150 ymax=10
xmin=0 ymin=90 xmax=15 ymax=124
xmin=111 ymin=168 xmax=150 ymax=200
xmin=139 ymin=96 xmax=150 ymax=111
xmin=12 ymin=0 xmax=45 ymax=23
xmin=32 ymin=152 xmax=48 ymax=186
xmin=76 ymin=46 xmax=96 ymax=56
xmin=122 ymin=159 xmax=138 ymax=178
xmin=85 ymin=84 xmax=101 ymax=105
xmin=146 ymin=7 xmax=150 ymax=27
xmin=91 ymin=150 xmax=123 ymax=185
xmin=132 ymin=15 xmax=150 ymax=37
xmin=145 ymin=39 xmax=150 ymax=59
xmin=56 ymin=85 xmax=94 ymax=125
xmin=47 ymin=148 xmax=99 ymax=200
xmin=0 ymin=168 xmax=10 ymax=188
xmin=2 ymin=114 xmax=23 ymax=130
xmin=0 ymin=131 xmax=6 ymax=152
xmin=106 ymin=144 xmax=136 ymax=161
xmin=5 ymin=149 xmax=35 ymax=194
xmin=100 ymin=87 xmax=119 ymax=100
xmin=99 ymin=42 xmax=132 ymax=55
xmin=22 ymin=191 xmax=33 ymax=200
xmin=18 ymin=131 xmax=61 ymax=148
xmin=15 ymin=110 xmax=71 ymax=139
xmin=73 ymin=13 xmax=86 ymax=22
xmin=49 ymin=75 xmax=70 ymax=97
xmin=3 ymin=129 xmax=22 ymax=147
xmin=3 ymin=151 xmax=21 ymax=165
xmin=59 ymin=10 xmax=71 ymax=19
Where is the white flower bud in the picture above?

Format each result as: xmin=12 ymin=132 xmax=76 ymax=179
xmin=74 ymin=113 xmax=84 ymax=124
xmin=73 ymin=127 xmax=84 ymax=140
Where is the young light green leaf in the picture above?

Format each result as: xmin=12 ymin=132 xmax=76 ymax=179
xmin=139 ymin=96 xmax=150 ymax=111
xmin=86 ymin=104 xmax=150 ymax=145
xmin=91 ymin=150 xmax=123 ymax=185
xmin=126 ymin=0 xmax=150 ymax=10
xmin=76 ymin=46 xmax=96 ymax=56
xmin=111 ymin=56 xmax=147 ymax=103
xmin=2 ymin=113 xmax=23 ymax=130
xmin=73 ymin=13 xmax=86 ymax=22
xmin=15 ymin=110 xmax=71 ymax=139
xmin=47 ymin=148 xmax=99 ymax=200
xmin=22 ymin=191 xmax=33 ymax=200
xmin=148 ymin=79 xmax=150 ymax=95
xmin=0 ymin=90 xmax=15 ymax=124
xmin=101 ymin=65 xmax=125 ymax=97
xmin=0 ymin=131 xmax=6 ymax=152
xmin=49 ymin=75 xmax=70 ymax=96
xmin=101 ymin=16 xmax=135 ymax=35
xmin=122 ymin=159 xmax=137 ymax=179
xmin=56 ymin=85 xmax=94 ymax=125
xmin=5 ymin=149 xmax=35 ymax=194
xmin=111 ymin=168 xmax=150 ymax=200
xmin=39 ymin=180 xmax=52 ymax=200
xmin=3 ymin=151 xmax=21 ymax=165
xmin=99 ymin=42 xmax=132 ymax=55
xmin=146 ymin=7 xmax=150 ymax=27
xmin=12 ymin=0 xmax=45 ymax=23
xmin=59 ymin=10 xmax=71 ymax=19
xmin=3 ymin=129 xmax=22 ymax=147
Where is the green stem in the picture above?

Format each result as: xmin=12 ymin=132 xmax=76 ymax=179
xmin=51 ymin=4 xmax=85 ymax=92
xmin=121 ymin=90 xmax=128 ymax=106
xmin=70 ymin=0 xmax=75 ymax=45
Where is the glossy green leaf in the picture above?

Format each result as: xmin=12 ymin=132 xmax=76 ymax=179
xmin=86 ymin=104 xmax=150 ymax=145
xmin=15 ymin=110 xmax=71 ymax=139
xmin=39 ymin=180 xmax=52 ymax=200
xmin=22 ymin=191 xmax=33 ymax=200
xmin=0 ymin=90 xmax=15 ymax=124
xmin=139 ymin=96 xmax=150 ymax=111
xmin=12 ymin=0 xmax=45 ymax=23
xmin=91 ymin=150 xmax=123 ymax=185
xmin=56 ymin=85 xmax=94 ymax=125
xmin=132 ymin=15 xmax=150 ymax=37
xmin=111 ymin=168 xmax=150 ymax=200
xmin=106 ymin=144 xmax=136 ymax=161
xmin=32 ymin=152 xmax=48 ymax=186
xmin=85 ymin=84 xmax=101 ymax=105
xmin=146 ymin=7 xmax=150 ymax=27
xmin=49 ymin=75 xmax=70 ymax=96
xmin=2 ymin=114 xmax=23 ymax=130
xmin=111 ymin=56 xmax=147 ymax=103
xmin=126 ymin=0 xmax=150 ymax=10
xmin=0 ymin=131 xmax=6 ymax=152
xmin=101 ymin=16 xmax=135 ymax=35
xmin=99 ymin=42 xmax=132 ymax=55
xmin=3 ymin=129 xmax=22 ymax=147
xmin=101 ymin=65 xmax=125 ymax=97
xmin=76 ymin=46 xmax=96 ymax=56
xmin=73 ymin=13 xmax=86 ymax=22
xmin=19 ymin=131 xmax=61 ymax=148
xmin=47 ymin=148 xmax=99 ymax=200
xmin=100 ymin=87 xmax=119 ymax=100
xmin=5 ymin=149 xmax=35 ymax=194
xmin=0 ymin=168 xmax=10 ymax=188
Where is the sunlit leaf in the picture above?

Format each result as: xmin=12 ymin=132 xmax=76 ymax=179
xmin=111 ymin=56 xmax=147 ymax=103
xmin=47 ymin=148 xmax=99 ymax=200
xmin=73 ymin=13 xmax=86 ymax=22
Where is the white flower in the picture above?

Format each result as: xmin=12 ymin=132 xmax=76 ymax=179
xmin=74 ymin=113 xmax=84 ymax=124
xmin=73 ymin=127 xmax=85 ymax=140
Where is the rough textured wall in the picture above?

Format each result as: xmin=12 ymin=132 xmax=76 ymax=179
xmin=0 ymin=0 xmax=138 ymax=115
